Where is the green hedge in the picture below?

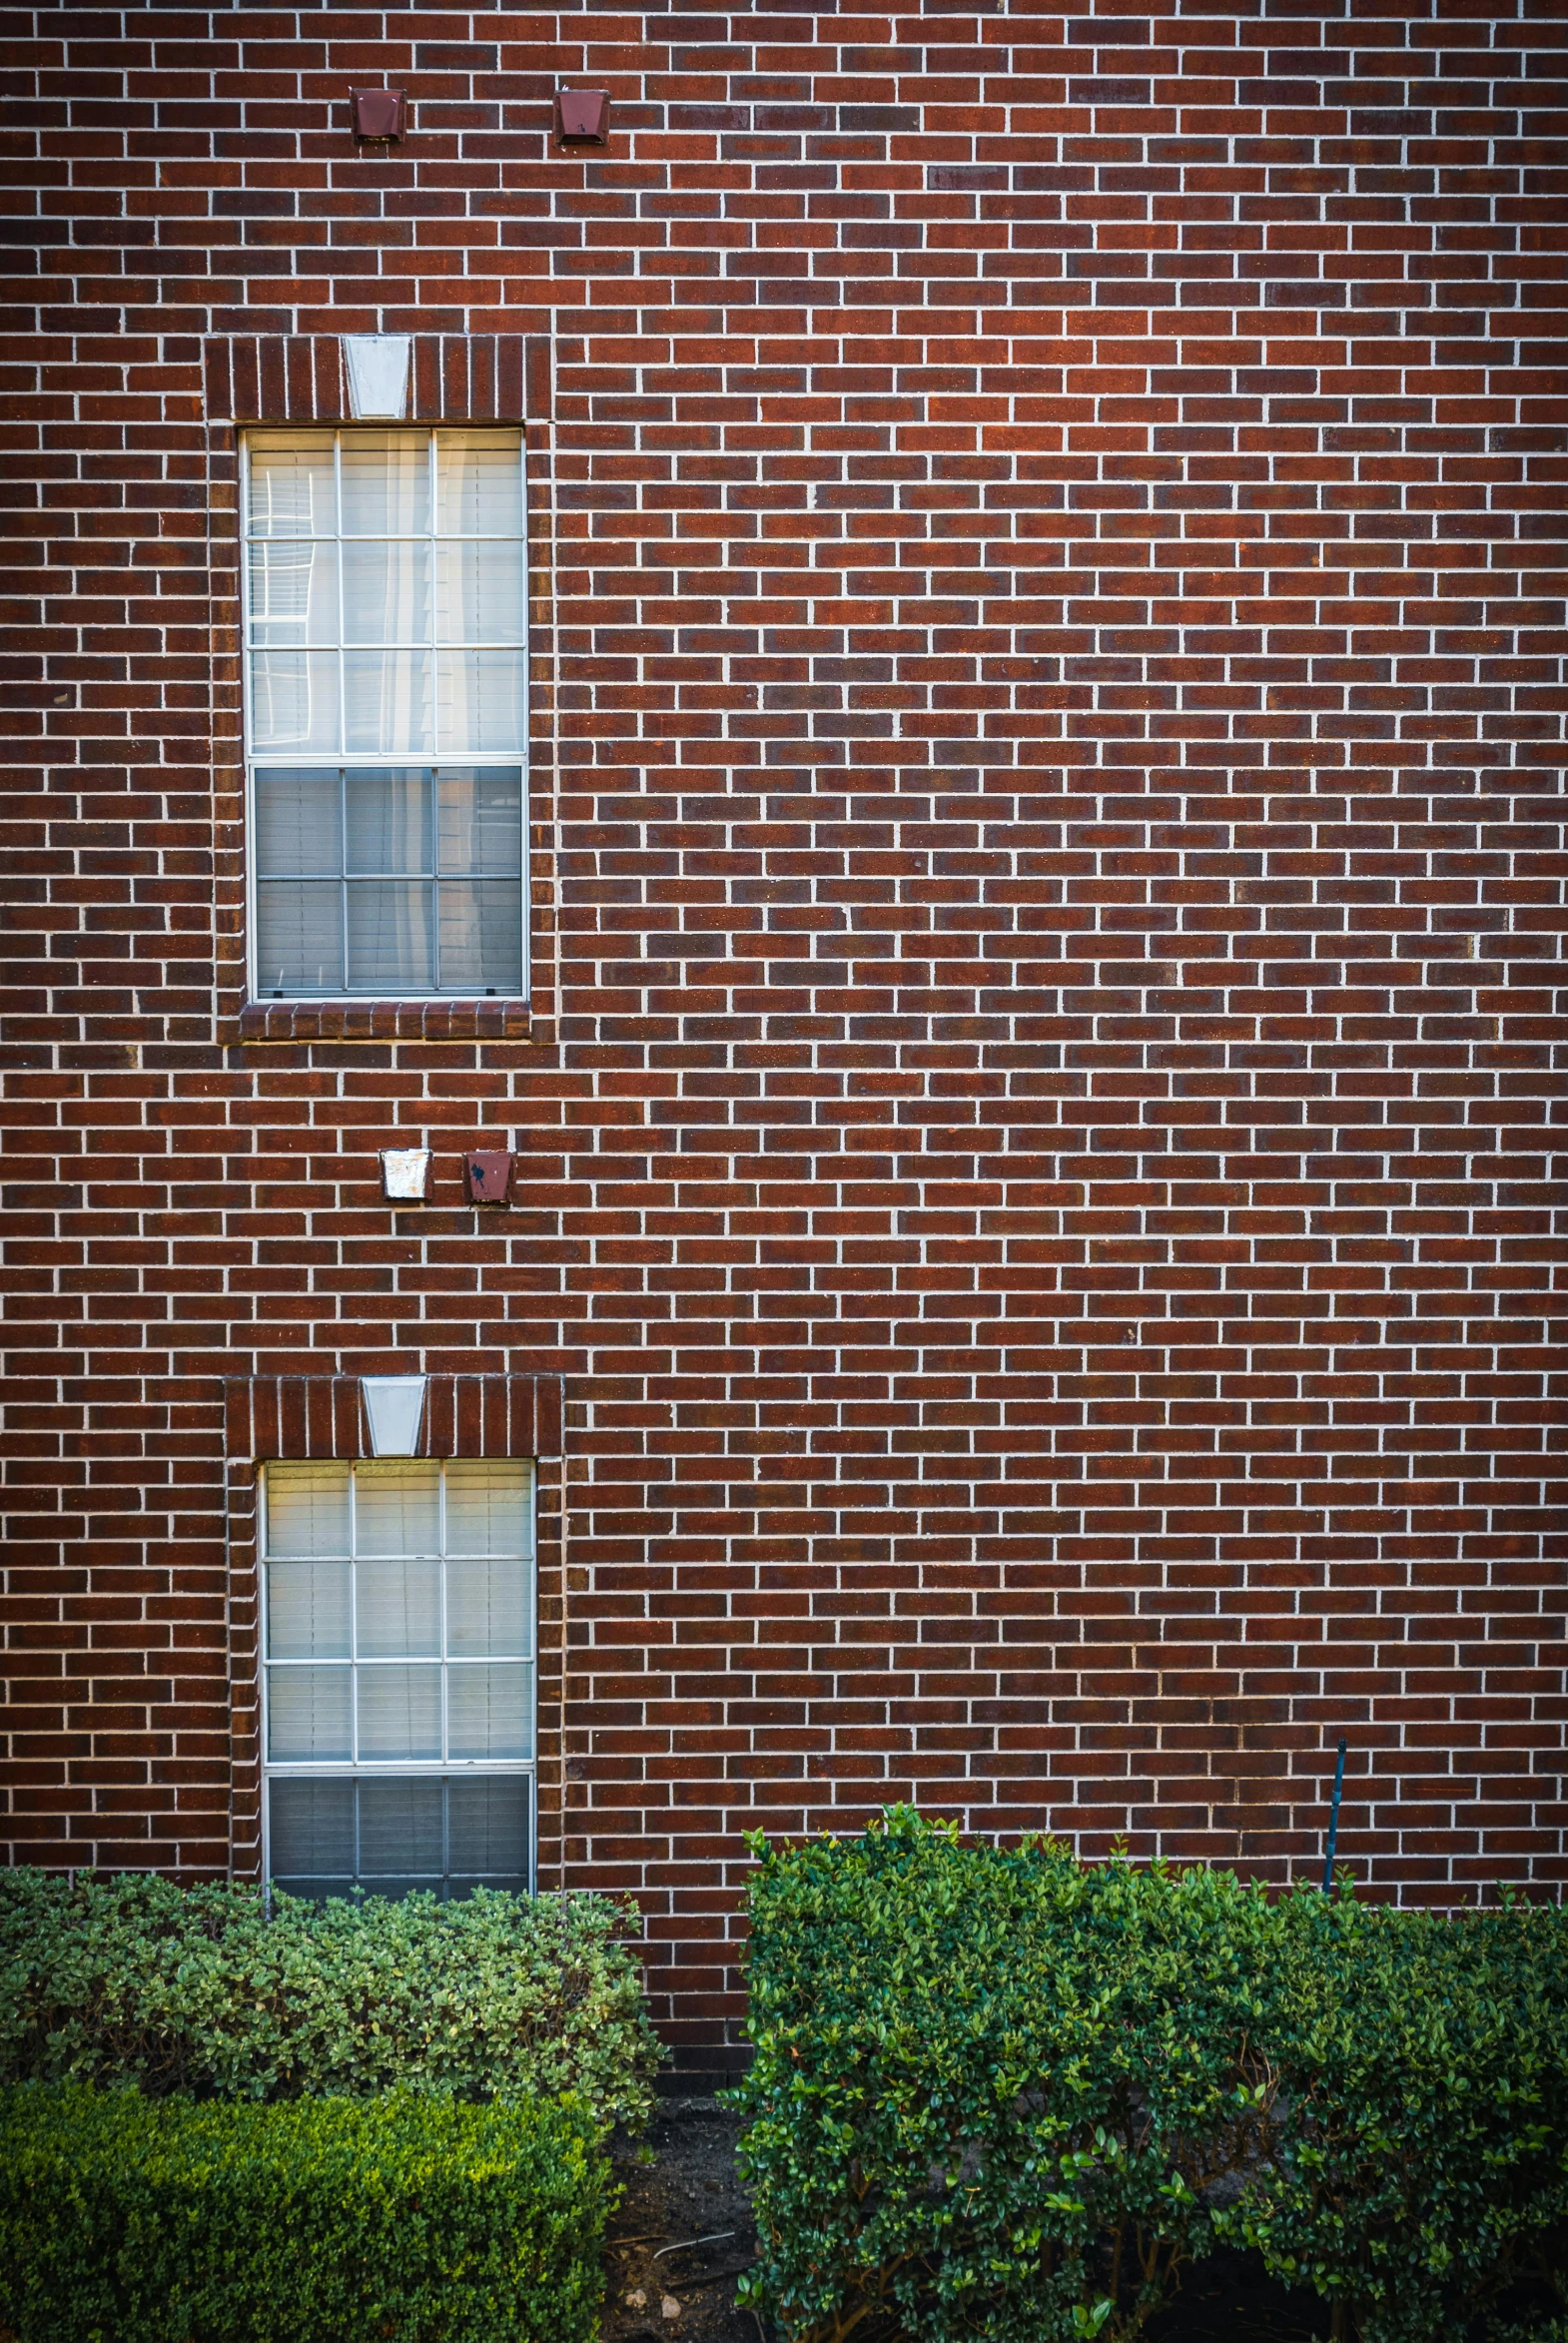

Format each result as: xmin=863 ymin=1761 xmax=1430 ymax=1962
xmin=732 ymin=1809 xmax=1568 ymax=2343
xmin=0 ymin=2081 xmax=605 ymax=2343
xmin=0 ymin=1871 xmax=660 ymax=2133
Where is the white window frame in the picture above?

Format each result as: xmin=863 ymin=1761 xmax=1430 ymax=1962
xmin=240 ymin=426 xmax=529 ymax=1005
xmin=259 ymin=1458 xmax=537 ymax=1898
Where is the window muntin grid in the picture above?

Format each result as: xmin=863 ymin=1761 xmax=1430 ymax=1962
xmin=261 ymin=1460 xmax=534 ymax=1900
xmin=261 ymin=1460 xmax=535 ymax=1775
xmin=242 ymin=429 xmax=527 ymax=1001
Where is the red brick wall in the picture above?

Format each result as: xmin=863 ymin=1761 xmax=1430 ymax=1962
xmin=2 ymin=1 xmax=1565 ymax=2068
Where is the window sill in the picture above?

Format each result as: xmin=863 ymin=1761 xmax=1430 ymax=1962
xmin=236 ymin=999 xmax=536 ymax=1043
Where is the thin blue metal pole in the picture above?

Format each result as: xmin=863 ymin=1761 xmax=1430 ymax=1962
xmin=1321 ymin=1735 xmax=1347 ymax=1893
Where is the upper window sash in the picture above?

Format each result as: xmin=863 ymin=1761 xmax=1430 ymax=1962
xmin=241 ymin=429 xmax=527 ymax=765
xmin=240 ymin=429 xmax=529 ymax=1001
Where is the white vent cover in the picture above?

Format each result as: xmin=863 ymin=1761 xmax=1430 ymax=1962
xmin=381 ymin=1149 xmax=430 ymax=1201
xmin=362 ymin=1374 xmax=427 ymax=1457
xmin=344 ymin=335 xmax=411 ymax=419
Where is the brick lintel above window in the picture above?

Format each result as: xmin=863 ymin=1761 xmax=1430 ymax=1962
xmin=225 ymin=1374 xmax=562 ymax=1464
xmin=204 ymin=335 xmax=550 ymax=426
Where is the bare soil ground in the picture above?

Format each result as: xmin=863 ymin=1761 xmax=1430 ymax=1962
xmin=604 ymin=2100 xmax=1330 ymax=2343
xmin=605 ymin=2099 xmax=761 ymax=2343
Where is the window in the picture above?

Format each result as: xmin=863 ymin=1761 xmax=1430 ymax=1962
xmin=243 ymin=428 xmax=527 ymax=999
xmin=261 ymin=1460 xmax=534 ymax=1899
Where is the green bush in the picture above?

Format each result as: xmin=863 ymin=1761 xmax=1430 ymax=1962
xmin=732 ymin=1809 xmax=1568 ymax=2343
xmin=0 ymin=2080 xmax=606 ymax=2343
xmin=0 ymin=1871 xmax=660 ymax=2133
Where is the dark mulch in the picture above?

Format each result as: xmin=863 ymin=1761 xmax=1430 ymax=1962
xmin=606 ymin=2100 xmax=1330 ymax=2343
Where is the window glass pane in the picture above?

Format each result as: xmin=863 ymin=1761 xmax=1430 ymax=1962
xmin=346 ymin=770 xmax=431 ymax=874
xmin=437 ymin=770 xmax=522 ymax=876
xmin=249 ymin=435 xmax=335 ymax=537
xmin=358 ymin=1664 xmax=442 ymax=1760
xmin=359 ymin=1779 xmax=443 ymax=1878
xmin=267 ymin=1562 xmax=351 ymax=1659
xmin=341 ymin=430 xmax=429 ymax=535
xmin=344 ymin=649 xmax=433 ymax=756
xmin=249 ymin=540 xmax=339 ymax=645
xmin=447 ymin=1778 xmax=529 ymax=1880
xmin=437 ymin=882 xmax=522 ymax=994
xmin=249 ymin=651 xmax=341 ymax=753
xmin=356 ymin=1559 xmax=440 ymax=1658
xmin=255 ymin=770 xmax=340 ymax=876
xmin=347 ymin=882 xmax=434 ymax=992
xmin=443 ymin=1462 xmax=531 ymax=1553
xmin=268 ymin=1666 xmax=353 ymax=1761
xmin=354 ymin=1463 xmax=440 ymax=1556
xmin=437 ymin=432 xmax=523 ymax=537
xmin=270 ymin=1778 xmax=530 ymax=1904
xmin=265 ymin=1465 xmax=352 ymax=1556
xmin=446 ymin=1559 xmax=528 ymax=1658
xmin=436 ymin=540 xmax=524 ymax=644
xmin=436 ymin=650 xmax=525 ymax=754
xmin=256 ymin=881 xmax=345 ymax=995
xmin=447 ymin=1663 xmax=531 ymax=1760
xmin=269 ymin=1779 xmax=355 ymax=1878
xmin=343 ymin=539 xmax=431 ymax=645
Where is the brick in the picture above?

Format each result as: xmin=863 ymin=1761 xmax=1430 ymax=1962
xmin=1 ymin=0 xmax=1565 ymax=2065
